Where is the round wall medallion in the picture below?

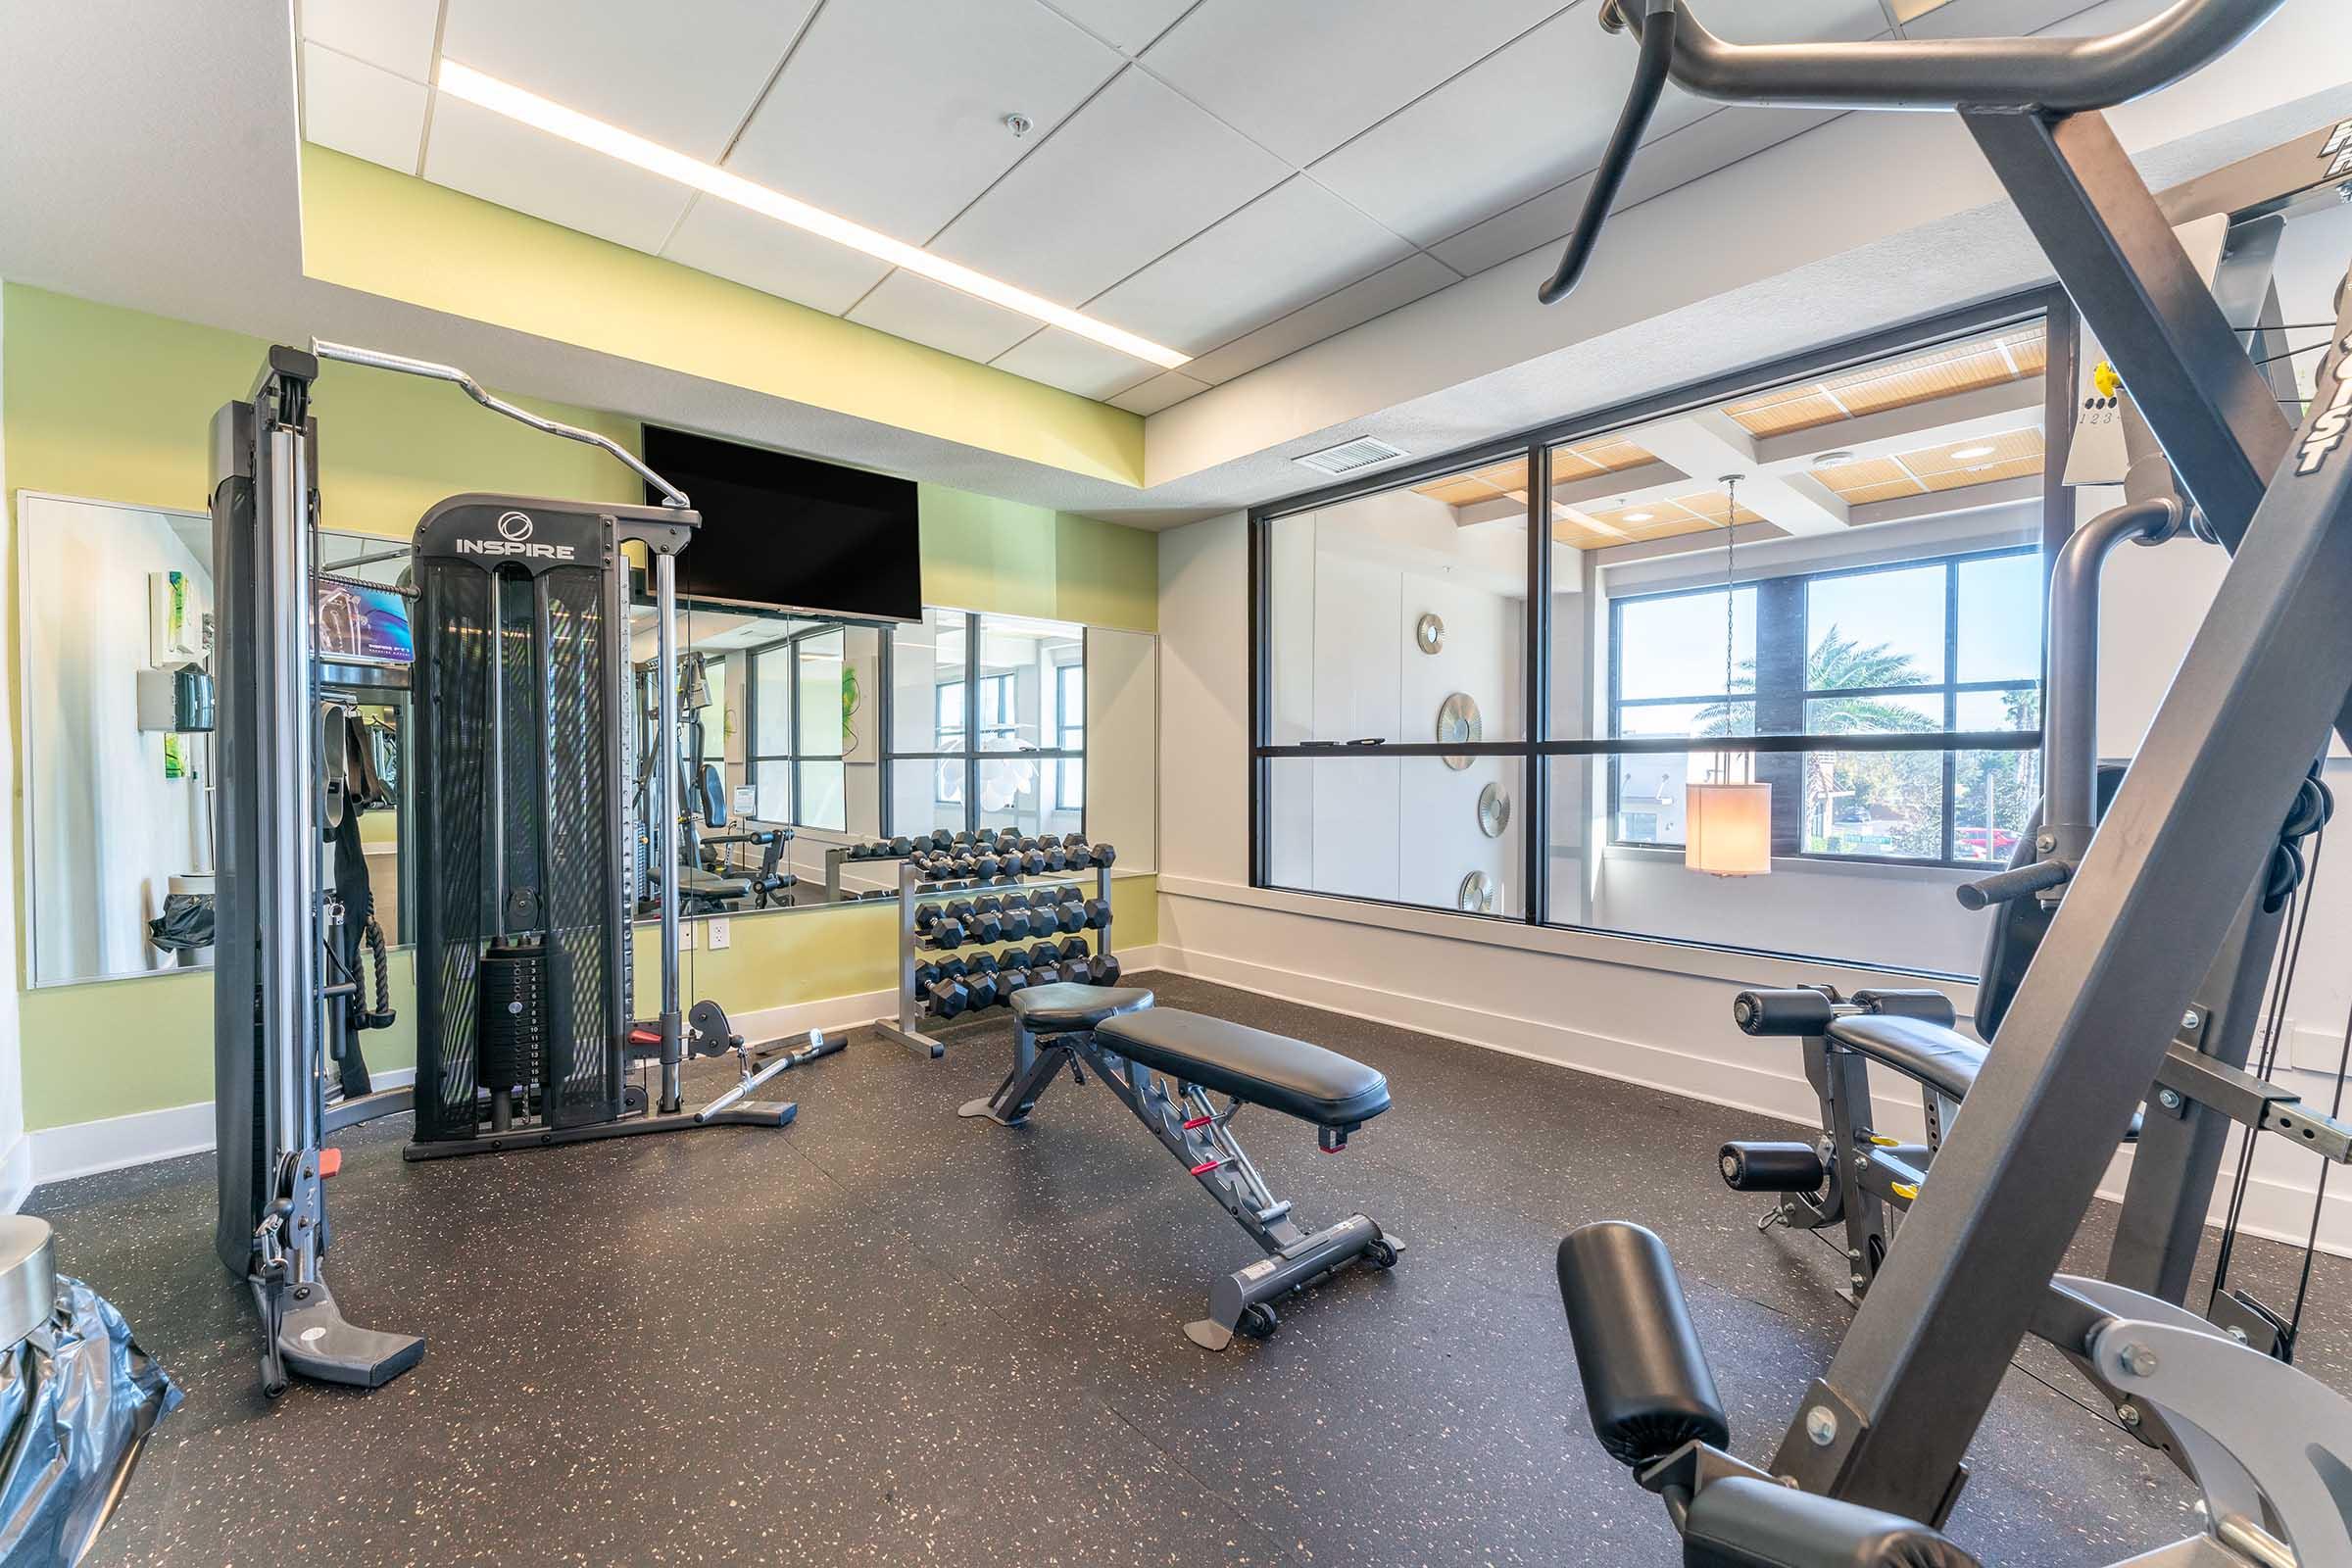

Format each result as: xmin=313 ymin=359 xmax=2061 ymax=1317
xmin=1457 ymin=870 xmax=1498 ymax=914
xmin=1436 ymin=691 xmax=1482 ymax=770
xmin=1477 ymin=782 xmax=1510 ymax=838
xmin=1415 ymin=612 xmax=1446 ymax=655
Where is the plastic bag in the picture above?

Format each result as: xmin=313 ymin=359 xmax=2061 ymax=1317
xmin=0 ymin=1278 xmax=183 ymax=1565
xmin=146 ymin=893 xmax=215 ymax=955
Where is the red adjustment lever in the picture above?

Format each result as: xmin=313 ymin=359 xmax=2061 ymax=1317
xmin=1189 ymin=1156 xmax=1225 ymax=1177
xmin=318 ymin=1148 xmax=343 ymax=1179
xmin=1182 ymin=1114 xmax=1215 ymax=1130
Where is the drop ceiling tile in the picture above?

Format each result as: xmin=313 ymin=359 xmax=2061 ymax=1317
xmin=300 ymin=0 xmax=439 ymax=81
xmin=848 ymin=270 xmax=1040 ymax=363
xmin=1898 ymin=0 xmax=2094 ymax=35
xmin=928 ymin=68 xmax=1287 ymax=307
xmin=1180 ymin=252 xmax=1457 ymax=384
xmin=1313 ymin=0 xmax=1881 ymax=246
xmin=303 ymin=43 xmax=427 ymax=174
xmin=1046 ymin=0 xmax=1197 ymax=54
xmin=439 ymin=0 xmax=818 ymax=160
xmin=1110 ymin=370 xmax=1212 ymax=415
xmin=726 ymin=0 xmax=1120 ymax=244
xmin=1141 ymin=0 xmax=1563 ymax=167
xmin=662 ymin=195 xmax=892 ymax=315
xmin=425 ymin=94 xmax=694 ymax=255
xmin=1084 ymin=176 xmax=1416 ymax=356
xmin=992 ymin=328 xmax=1157 ymax=401
xmin=1430 ymin=103 xmax=1843 ymax=276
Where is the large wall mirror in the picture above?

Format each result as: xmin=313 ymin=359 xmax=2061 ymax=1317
xmin=653 ymin=598 xmax=1158 ymax=912
xmin=18 ymin=496 xmax=413 ymax=987
xmin=19 ymin=491 xmax=1160 ymax=988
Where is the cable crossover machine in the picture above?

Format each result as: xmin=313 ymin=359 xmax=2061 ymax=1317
xmin=211 ymin=340 xmax=840 ymax=1398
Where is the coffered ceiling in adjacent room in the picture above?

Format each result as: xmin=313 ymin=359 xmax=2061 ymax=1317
xmin=295 ymin=0 xmax=2045 ymax=413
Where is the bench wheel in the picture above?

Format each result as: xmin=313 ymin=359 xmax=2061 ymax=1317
xmin=1366 ymin=1238 xmax=1400 ymax=1269
xmin=1238 ymin=1302 xmax=1280 ymax=1341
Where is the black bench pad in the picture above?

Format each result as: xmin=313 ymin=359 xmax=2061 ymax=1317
xmin=1095 ymin=1008 xmax=1391 ymax=1129
xmin=1828 ymin=1015 xmax=1984 ymax=1102
xmin=1010 ymin=983 xmax=1155 ymax=1034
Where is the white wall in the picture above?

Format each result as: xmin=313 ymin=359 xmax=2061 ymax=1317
xmin=0 ymin=282 xmax=25 ymax=1208
xmin=18 ymin=495 xmax=213 ymax=986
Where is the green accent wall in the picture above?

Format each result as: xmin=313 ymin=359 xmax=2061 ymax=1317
xmin=3 ymin=283 xmax=1157 ymax=1134
xmin=300 ymin=145 xmax=1144 ymax=489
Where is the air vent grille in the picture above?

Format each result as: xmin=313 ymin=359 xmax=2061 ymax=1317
xmin=1294 ymin=436 xmax=1408 ymax=476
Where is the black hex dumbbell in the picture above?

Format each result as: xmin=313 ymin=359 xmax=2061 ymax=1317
xmin=1052 ymin=901 xmax=1087 ymax=935
xmin=919 ymin=957 xmax=972 ymax=1017
xmin=1081 ymin=898 xmax=1112 ymax=931
xmin=998 ymin=905 xmax=1034 ymax=943
xmin=1082 ymin=954 xmax=1122 ymax=988
xmin=996 ymin=966 xmax=1031 ymax=1006
xmin=1025 ymin=942 xmax=1062 ymax=973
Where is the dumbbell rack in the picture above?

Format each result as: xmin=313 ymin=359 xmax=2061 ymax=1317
xmin=874 ymin=858 xmax=1115 ymax=1059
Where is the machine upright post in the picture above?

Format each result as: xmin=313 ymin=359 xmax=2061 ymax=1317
xmin=265 ymin=417 xmax=320 ymax=1276
xmin=655 ymin=546 xmax=684 ymax=1114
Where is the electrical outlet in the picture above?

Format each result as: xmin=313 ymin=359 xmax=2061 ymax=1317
xmin=2289 ymin=1022 xmax=2349 ymax=1076
xmin=709 ymin=917 xmax=731 ymax=951
xmin=679 ymin=920 xmax=695 ymax=951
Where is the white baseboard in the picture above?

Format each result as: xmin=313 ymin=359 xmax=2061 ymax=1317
xmin=20 ymin=954 xmax=1175 ymax=1189
xmin=30 ymin=1068 xmax=417 ymax=1189
xmin=1154 ymin=944 xmax=2352 ymax=1260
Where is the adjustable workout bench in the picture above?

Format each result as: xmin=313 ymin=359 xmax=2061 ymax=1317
xmin=960 ymin=984 xmax=1401 ymax=1348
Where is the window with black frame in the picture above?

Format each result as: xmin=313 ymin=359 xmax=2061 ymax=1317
xmin=1252 ymin=303 xmax=2059 ymax=975
xmin=887 ymin=608 xmax=1088 ymax=840
xmin=742 ymin=622 xmax=853 ymax=832
xmin=1609 ymin=549 xmax=2041 ymax=865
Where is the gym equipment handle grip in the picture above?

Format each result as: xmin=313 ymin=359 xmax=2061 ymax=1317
xmin=1556 ymin=1222 xmax=1730 ymax=1474
xmin=1645 ymin=0 xmax=2277 ymax=115
xmin=1955 ymin=858 xmax=2070 ymax=911
xmin=1731 ymin=988 xmax=1836 ymax=1037
xmin=1539 ymin=0 xmax=1678 ymax=306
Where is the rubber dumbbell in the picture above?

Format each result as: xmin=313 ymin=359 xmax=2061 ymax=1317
xmin=920 ymin=957 xmax=973 ymax=1017
xmin=1075 ymin=953 xmax=1121 ymax=987
xmin=1055 ymin=936 xmax=1090 ymax=963
xmin=1091 ymin=842 xmax=1117 ymax=867
xmin=995 ymin=966 xmax=1031 ymax=1006
xmin=1055 ymin=884 xmax=1085 ymax=905
xmin=1024 ymin=959 xmax=1066 ymax=988
xmin=1051 ymin=901 xmax=1086 ymax=935
xmin=1025 ymin=942 xmax=1062 ymax=973
xmin=1064 ymin=843 xmax=1095 ymax=870
xmin=1081 ymin=898 xmax=1112 ymax=931
xmin=998 ymin=906 xmax=1034 ymax=943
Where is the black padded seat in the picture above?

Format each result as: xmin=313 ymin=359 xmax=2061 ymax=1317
xmin=1096 ymin=1009 xmax=1392 ymax=1130
xmin=1828 ymin=1015 xmax=1985 ymax=1102
xmin=1010 ymin=983 xmax=1155 ymax=1035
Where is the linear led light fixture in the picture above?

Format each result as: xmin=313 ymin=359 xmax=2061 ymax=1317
xmin=436 ymin=60 xmax=1191 ymax=371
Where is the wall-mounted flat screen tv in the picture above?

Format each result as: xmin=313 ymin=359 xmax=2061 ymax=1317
xmin=641 ymin=425 xmax=922 ymax=623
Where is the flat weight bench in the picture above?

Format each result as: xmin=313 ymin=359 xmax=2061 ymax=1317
xmin=960 ymin=983 xmax=1402 ymax=1348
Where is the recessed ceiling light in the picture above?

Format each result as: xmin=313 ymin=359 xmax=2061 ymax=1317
xmin=1951 ymin=443 xmax=1998 ymax=461
xmin=1813 ymin=450 xmax=1857 ymax=467
xmin=1622 ymin=511 xmax=1655 ymax=522
xmin=435 ymin=61 xmax=1191 ymax=370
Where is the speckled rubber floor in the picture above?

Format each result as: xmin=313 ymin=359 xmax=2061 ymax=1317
xmin=30 ymin=970 xmax=2352 ymax=1565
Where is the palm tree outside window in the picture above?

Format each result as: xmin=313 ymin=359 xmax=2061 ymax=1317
xmin=1612 ymin=547 xmax=2041 ymax=867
